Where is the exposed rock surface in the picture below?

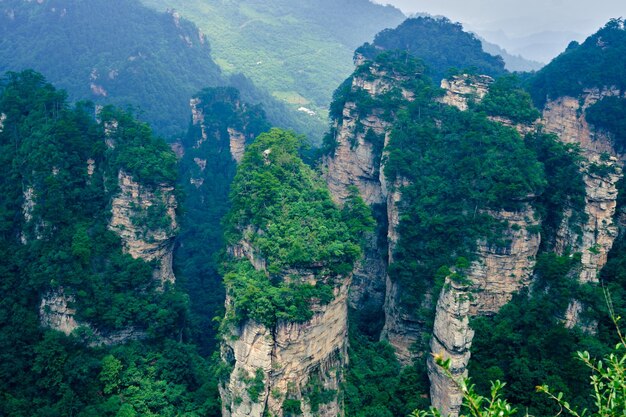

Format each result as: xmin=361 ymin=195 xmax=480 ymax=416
xmin=469 ymin=205 xmax=542 ymax=316
xmin=220 ymin=245 xmax=348 ymax=417
xmin=39 ymin=290 xmax=80 ymax=336
xmin=323 ymin=58 xmax=415 ymax=314
xmin=440 ymin=74 xmax=493 ymax=111
xmin=543 ymin=88 xmax=625 ymax=328
xmin=109 ymin=170 xmax=178 ymax=286
xmin=39 ymin=290 xmax=145 ymax=346
xmin=324 ymin=103 xmax=389 ymax=207
xmin=428 ymin=279 xmax=473 ymax=417
xmin=228 ymin=127 xmax=247 ymax=163
xmin=428 ymin=204 xmax=541 ymax=415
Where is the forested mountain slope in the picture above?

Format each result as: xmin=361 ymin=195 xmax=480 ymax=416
xmin=139 ymin=0 xmax=405 ymax=119
xmin=317 ymin=17 xmax=626 ymax=417
xmin=356 ymin=17 xmax=507 ymax=83
xmin=0 ymin=0 xmax=315 ymax=139
xmin=0 ymin=70 xmax=220 ymax=416
xmin=0 ymin=0 xmax=221 ymax=136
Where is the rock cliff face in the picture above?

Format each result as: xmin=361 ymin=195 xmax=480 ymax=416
xmin=187 ymin=92 xmax=258 ymax=163
xmin=440 ymin=74 xmax=493 ymax=111
xmin=220 ymin=251 xmax=348 ymax=417
xmin=428 ymin=279 xmax=472 ymax=417
xmin=323 ymin=57 xmax=415 ymax=314
xmin=428 ymin=205 xmax=541 ymax=414
xmin=109 ymin=170 xmax=178 ymax=286
xmin=543 ymin=88 xmax=625 ymax=328
xmin=468 ymin=206 xmax=542 ymax=316
xmin=426 ymin=75 xmax=544 ymax=414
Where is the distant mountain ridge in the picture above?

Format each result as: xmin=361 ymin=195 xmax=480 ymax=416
xmin=139 ymin=0 xmax=406 ymax=116
xmin=0 ymin=0 xmax=320 ymax=139
xmin=0 ymin=0 xmax=223 ymax=136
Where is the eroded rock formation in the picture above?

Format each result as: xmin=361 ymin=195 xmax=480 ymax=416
xmin=428 ymin=279 xmax=473 ymax=417
xmin=109 ymin=170 xmax=178 ymax=286
xmin=220 ymin=252 xmax=348 ymax=417
xmin=543 ymin=88 xmax=625 ymax=328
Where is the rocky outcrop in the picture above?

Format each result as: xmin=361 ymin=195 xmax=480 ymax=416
xmin=228 ymin=127 xmax=247 ymax=163
xmin=324 ymin=103 xmax=389 ymax=207
xmin=543 ymin=88 xmax=625 ymax=328
xmin=39 ymin=290 xmax=80 ymax=336
xmin=428 ymin=204 xmax=541 ymax=415
xmin=39 ymin=290 xmax=146 ymax=346
xmin=109 ymin=170 xmax=177 ymax=286
xmin=428 ymin=279 xmax=472 ymax=417
xmin=323 ymin=59 xmax=416 ymax=313
xmin=469 ymin=205 xmax=542 ymax=316
xmin=220 ymin=251 xmax=348 ymax=417
xmin=190 ymin=97 xmax=209 ymax=147
xmin=188 ymin=94 xmax=257 ymax=164
xmin=542 ymin=89 xmax=622 ymax=158
xmin=440 ymin=74 xmax=493 ymax=111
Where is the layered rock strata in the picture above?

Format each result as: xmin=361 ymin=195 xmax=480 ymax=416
xmin=543 ymin=88 xmax=625 ymax=328
xmin=428 ymin=205 xmax=541 ymax=415
xmin=428 ymin=279 xmax=472 ymax=417
xmin=220 ymin=251 xmax=348 ymax=417
xmin=323 ymin=58 xmax=414 ymax=314
xmin=109 ymin=170 xmax=178 ymax=286
xmin=39 ymin=289 xmax=145 ymax=346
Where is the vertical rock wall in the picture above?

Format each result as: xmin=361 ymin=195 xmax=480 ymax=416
xmin=543 ymin=89 xmax=625 ymax=328
xmin=427 ymin=205 xmax=541 ymax=415
xmin=220 ymin=250 xmax=349 ymax=417
xmin=109 ymin=170 xmax=178 ymax=286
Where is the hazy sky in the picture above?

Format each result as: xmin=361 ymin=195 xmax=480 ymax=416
xmin=374 ymin=0 xmax=623 ymax=36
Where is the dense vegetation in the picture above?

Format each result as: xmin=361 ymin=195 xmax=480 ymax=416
xmin=528 ymin=18 xmax=626 ymax=108
xmin=469 ymin=253 xmax=601 ymax=416
xmin=586 ymin=96 xmax=626 ymax=151
xmin=0 ymin=71 xmax=220 ymax=416
xmin=222 ymin=129 xmax=373 ymax=326
xmin=356 ymin=17 xmax=506 ymax=83
xmin=0 ymin=0 xmax=318 ymax=141
xmin=329 ymin=42 xmax=594 ymax=415
xmin=475 ymin=75 xmax=541 ymax=124
xmin=385 ymin=87 xmax=545 ymax=313
xmin=140 ymin=0 xmax=405 ymax=114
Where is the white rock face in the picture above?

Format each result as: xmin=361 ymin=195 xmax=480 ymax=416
xmin=323 ymin=60 xmax=416 ymax=313
xmin=324 ymin=103 xmax=389 ymax=207
xmin=220 ymin=279 xmax=349 ymax=417
xmin=39 ymin=290 xmax=80 ymax=336
xmin=221 ymin=228 xmax=348 ymax=417
xmin=190 ymin=97 xmax=208 ymax=147
xmin=428 ymin=279 xmax=473 ymax=417
xmin=543 ymin=88 xmax=625 ymax=329
xmin=109 ymin=170 xmax=178 ymax=285
xmin=0 ymin=112 xmax=6 ymax=133
xmin=440 ymin=74 xmax=493 ymax=111
xmin=21 ymin=186 xmax=45 ymax=243
xmin=228 ymin=127 xmax=247 ymax=163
